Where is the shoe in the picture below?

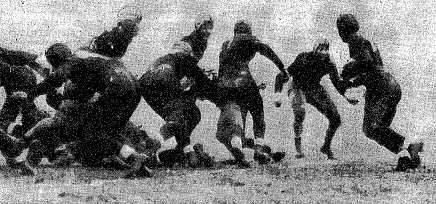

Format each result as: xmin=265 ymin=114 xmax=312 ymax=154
xmin=407 ymin=142 xmax=423 ymax=169
xmin=136 ymin=165 xmax=153 ymax=178
xmin=158 ymin=149 xmax=183 ymax=168
xmin=230 ymin=147 xmax=250 ymax=168
xmin=271 ymin=152 xmax=286 ymax=162
xmin=409 ymin=157 xmax=421 ymax=169
xmin=186 ymin=151 xmax=199 ymax=168
xmin=295 ymin=153 xmax=305 ymax=159
xmin=236 ymin=160 xmax=251 ymax=168
xmin=193 ymin=143 xmax=215 ymax=168
xmin=320 ymin=145 xmax=336 ymax=160
xmin=254 ymin=151 xmax=271 ymax=165
xmin=242 ymin=138 xmax=254 ymax=149
xmin=407 ymin=142 xmax=424 ymax=159
xmin=17 ymin=161 xmax=36 ymax=176
xmin=395 ymin=156 xmax=412 ymax=172
xmin=261 ymin=145 xmax=272 ymax=155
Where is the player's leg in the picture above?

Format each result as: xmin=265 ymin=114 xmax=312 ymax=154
xmin=305 ymin=86 xmax=341 ymax=160
xmin=19 ymin=102 xmax=51 ymax=139
xmin=245 ymin=90 xmax=287 ymax=163
xmin=0 ymin=129 xmax=34 ymax=175
xmin=216 ymin=102 xmax=250 ymax=168
xmin=25 ymin=117 xmax=65 ymax=166
xmin=0 ymin=96 xmax=20 ymax=132
xmin=291 ymin=89 xmax=306 ymax=158
xmin=159 ymin=100 xmax=201 ymax=166
xmin=247 ymin=91 xmax=266 ymax=140
xmin=362 ymin=95 xmax=405 ymax=154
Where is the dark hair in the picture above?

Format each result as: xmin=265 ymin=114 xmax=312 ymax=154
xmin=234 ymin=20 xmax=252 ymax=35
xmin=336 ymin=14 xmax=360 ymax=36
xmin=45 ymin=43 xmax=72 ymax=68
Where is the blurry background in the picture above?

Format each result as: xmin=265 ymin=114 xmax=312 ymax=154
xmin=0 ymin=0 xmax=435 ymax=164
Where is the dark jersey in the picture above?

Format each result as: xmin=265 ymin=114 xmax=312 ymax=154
xmin=287 ymin=52 xmax=343 ymax=92
xmin=219 ymin=34 xmax=284 ymax=77
xmin=181 ymin=30 xmax=209 ymax=61
xmin=32 ymin=57 xmax=111 ymax=101
xmin=0 ymin=47 xmax=38 ymax=67
xmin=144 ymin=52 xmax=218 ymax=103
xmin=352 ymin=70 xmax=400 ymax=96
xmin=345 ymin=35 xmax=399 ymax=95
xmin=0 ymin=61 xmax=37 ymax=97
xmin=342 ymin=35 xmax=384 ymax=80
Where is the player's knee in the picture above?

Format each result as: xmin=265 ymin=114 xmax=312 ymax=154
xmin=329 ymin=113 xmax=341 ymax=129
xmin=362 ymin=121 xmax=380 ymax=138
xmin=160 ymin=121 xmax=183 ymax=141
xmin=293 ymin=109 xmax=305 ymax=124
xmin=216 ymin=123 xmax=244 ymax=146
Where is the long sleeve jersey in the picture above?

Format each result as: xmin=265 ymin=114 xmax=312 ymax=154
xmin=287 ymin=51 xmax=346 ymax=94
xmin=31 ymin=57 xmax=111 ymax=101
xmin=219 ymin=34 xmax=285 ymax=77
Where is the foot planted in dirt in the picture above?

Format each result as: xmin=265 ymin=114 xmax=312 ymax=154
xmin=254 ymin=151 xmax=271 ymax=165
xmin=395 ymin=142 xmax=424 ymax=172
xmin=407 ymin=142 xmax=424 ymax=169
xmin=395 ymin=156 xmax=422 ymax=172
xmin=270 ymin=151 xmax=286 ymax=163
xmin=320 ymin=146 xmax=336 ymax=160
xmin=230 ymin=147 xmax=251 ymax=168
xmin=253 ymin=144 xmax=272 ymax=165
xmin=16 ymin=161 xmax=36 ymax=176
xmin=295 ymin=153 xmax=305 ymax=159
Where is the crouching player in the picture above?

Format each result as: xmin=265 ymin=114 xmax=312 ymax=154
xmin=336 ymin=14 xmax=424 ymax=171
xmin=0 ymin=129 xmax=34 ymax=175
xmin=139 ymin=14 xmax=219 ymax=168
xmin=25 ymin=17 xmax=151 ymax=177
xmin=0 ymin=50 xmax=51 ymax=139
xmin=0 ymin=54 xmax=51 ymax=169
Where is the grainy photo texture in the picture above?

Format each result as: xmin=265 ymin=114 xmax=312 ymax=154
xmin=0 ymin=0 xmax=435 ymax=203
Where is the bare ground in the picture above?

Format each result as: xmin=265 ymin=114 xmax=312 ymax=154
xmin=1 ymin=158 xmax=436 ymax=204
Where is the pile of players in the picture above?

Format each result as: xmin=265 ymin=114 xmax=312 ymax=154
xmin=0 ymin=11 xmax=424 ymax=178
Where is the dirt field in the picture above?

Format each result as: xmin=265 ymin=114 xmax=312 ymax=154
xmin=0 ymin=0 xmax=436 ymax=203
xmin=1 ymin=157 xmax=436 ymax=203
